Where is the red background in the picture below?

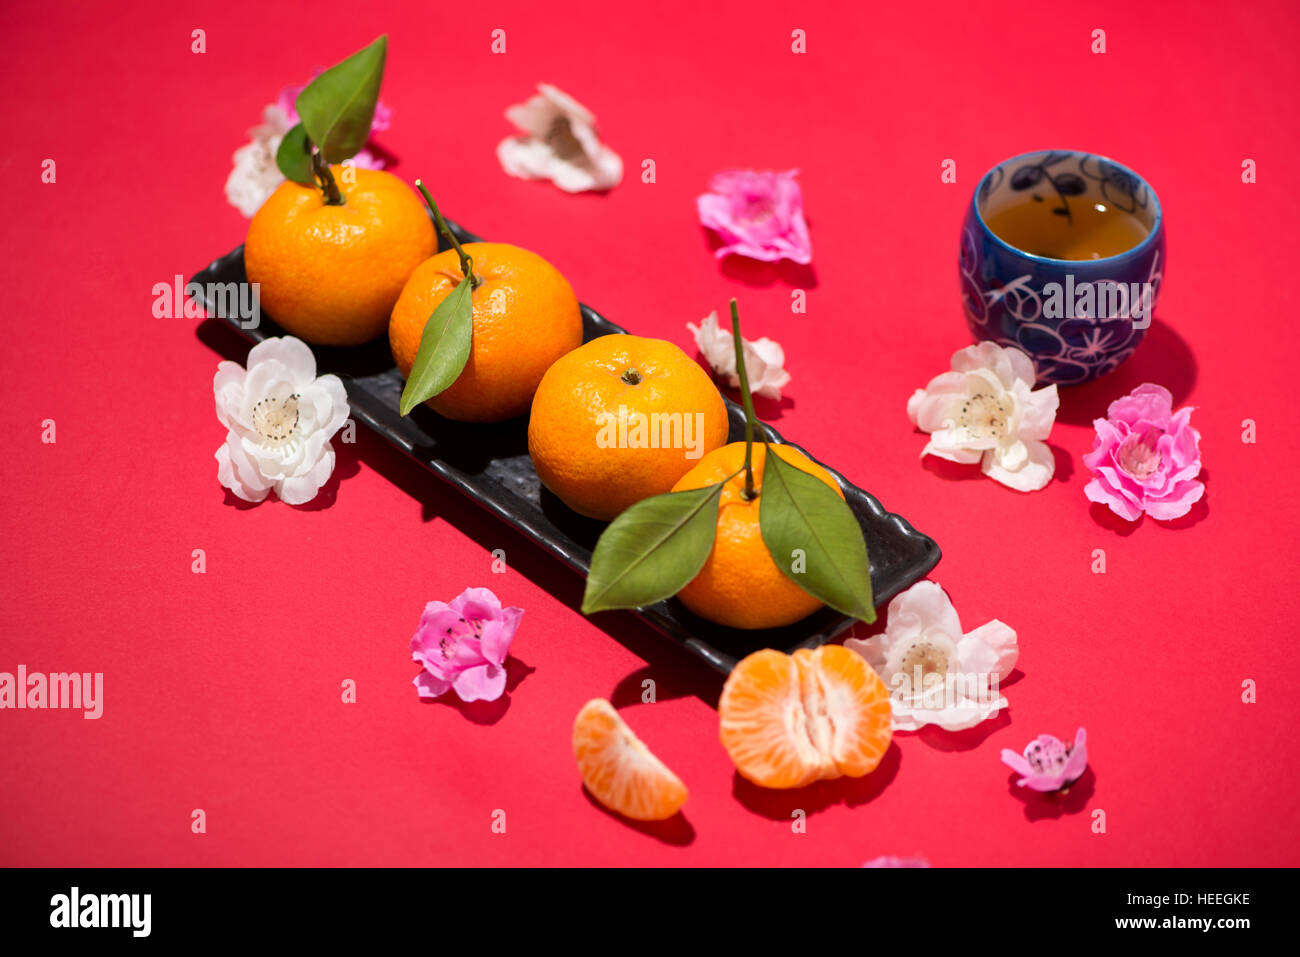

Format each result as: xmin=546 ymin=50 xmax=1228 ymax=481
xmin=2 ymin=0 xmax=1298 ymax=866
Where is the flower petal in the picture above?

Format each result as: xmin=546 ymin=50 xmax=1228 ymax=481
xmin=275 ymin=443 xmax=334 ymax=505
xmin=215 ymin=436 xmax=272 ymax=502
xmin=958 ymin=619 xmax=1019 ymax=680
xmin=247 ymin=336 xmax=317 ymax=386
xmin=981 ymin=439 xmax=1054 ymax=492
xmin=452 ymin=663 xmax=507 ymax=703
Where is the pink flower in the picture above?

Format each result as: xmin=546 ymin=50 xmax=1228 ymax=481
xmin=1083 ymin=384 xmax=1204 ymax=522
xmin=1001 ymin=728 xmax=1088 ymax=792
xmin=863 ymin=856 xmax=931 ymax=868
xmin=697 ymin=169 xmax=812 ymax=265
xmin=410 ymin=588 xmax=523 ymax=703
xmin=275 ymin=75 xmax=392 ymax=133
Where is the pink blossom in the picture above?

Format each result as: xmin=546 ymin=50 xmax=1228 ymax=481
xmin=276 ymin=75 xmax=392 ymax=133
xmin=276 ymin=77 xmax=390 ymax=170
xmin=1001 ymin=728 xmax=1088 ymax=792
xmin=697 ymin=169 xmax=812 ymax=265
xmin=411 ymin=588 xmax=523 ymax=703
xmin=1083 ymin=384 xmax=1204 ymax=522
xmin=863 ymin=856 xmax=931 ymax=868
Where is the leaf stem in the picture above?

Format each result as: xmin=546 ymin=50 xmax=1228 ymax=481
xmin=729 ymin=298 xmax=759 ymax=501
xmin=415 ymin=180 xmax=481 ymax=290
xmin=311 ymin=151 xmax=344 ymax=206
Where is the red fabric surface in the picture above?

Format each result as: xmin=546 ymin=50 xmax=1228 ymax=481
xmin=2 ymin=0 xmax=1298 ymax=866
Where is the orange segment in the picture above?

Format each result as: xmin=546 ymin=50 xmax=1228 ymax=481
xmin=572 ymin=699 xmax=689 ymax=821
xmin=719 ymin=645 xmax=892 ymax=789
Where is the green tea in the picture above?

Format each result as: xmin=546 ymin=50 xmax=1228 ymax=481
xmin=983 ymin=199 xmax=1149 ymax=260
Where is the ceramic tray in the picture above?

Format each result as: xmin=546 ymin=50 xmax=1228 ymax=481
xmin=191 ymin=220 xmax=941 ymax=672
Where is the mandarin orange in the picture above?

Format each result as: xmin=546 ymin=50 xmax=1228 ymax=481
xmin=670 ymin=442 xmax=843 ymax=630
xmin=245 ymin=167 xmax=435 ymax=346
xmin=528 ymin=335 xmax=728 ymax=521
xmin=389 ymin=242 xmax=583 ymax=422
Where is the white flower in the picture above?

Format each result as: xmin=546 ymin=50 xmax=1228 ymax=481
xmin=845 ymin=581 xmax=1018 ymax=732
xmin=214 ymin=337 xmax=349 ymax=505
xmin=224 ymin=104 xmax=295 ymax=217
xmin=496 ymin=83 xmax=622 ymax=193
xmin=686 ymin=310 xmax=791 ymax=400
xmin=907 ymin=342 xmax=1059 ymax=492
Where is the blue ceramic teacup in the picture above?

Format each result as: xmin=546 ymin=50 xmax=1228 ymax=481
xmin=960 ymin=149 xmax=1165 ymax=386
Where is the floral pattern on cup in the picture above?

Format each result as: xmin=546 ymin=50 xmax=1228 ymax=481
xmin=960 ymin=150 xmax=1165 ymax=387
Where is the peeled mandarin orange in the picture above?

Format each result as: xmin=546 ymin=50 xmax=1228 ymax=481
xmin=528 ymin=335 xmax=729 ymax=521
xmin=670 ymin=441 xmax=844 ymax=630
xmin=572 ymin=698 xmax=689 ymax=821
xmin=719 ymin=645 xmax=893 ymax=789
xmin=389 ymin=242 xmax=583 ymax=422
xmin=245 ymin=167 xmax=436 ymax=346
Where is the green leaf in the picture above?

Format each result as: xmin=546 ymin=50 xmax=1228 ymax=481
xmin=759 ymin=447 xmax=876 ymax=622
xmin=582 ymin=482 xmax=729 ymax=615
xmin=399 ymin=279 xmax=473 ymax=416
xmin=295 ymin=35 xmax=387 ymax=164
xmin=274 ymin=123 xmax=315 ymax=184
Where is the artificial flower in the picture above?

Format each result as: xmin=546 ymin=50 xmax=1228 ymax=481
xmin=863 ymin=856 xmax=930 ymax=868
xmin=1083 ymin=383 xmax=1204 ymax=522
xmin=1001 ymin=728 xmax=1088 ymax=792
xmin=410 ymin=587 xmax=524 ymax=703
xmin=496 ymin=83 xmax=622 ymax=192
xmin=686 ymin=310 xmax=791 ymax=400
xmin=213 ymin=336 xmax=349 ymax=505
xmin=225 ymin=78 xmax=390 ymax=217
xmin=907 ymin=342 xmax=1059 ymax=492
xmin=845 ymin=580 xmax=1018 ymax=732
xmin=697 ymin=169 xmax=812 ymax=265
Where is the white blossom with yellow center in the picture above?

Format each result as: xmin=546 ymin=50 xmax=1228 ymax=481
xmin=907 ymin=342 xmax=1059 ymax=492
xmin=213 ymin=336 xmax=349 ymax=505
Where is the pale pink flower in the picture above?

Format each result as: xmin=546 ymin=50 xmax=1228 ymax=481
xmin=496 ymin=84 xmax=622 ymax=192
xmin=411 ymin=588 xmax=524 ymax=703
xmin=1001 ymin=729 xmax=1088 ymax=792
xmin=697 ymin=169 xmax=812 ymax=265
xmin=686 ymin=310 xmax=790 ymax=400
xmin=907 ymin=342 xmax=1059 ymax=492
xmin=863 ymin=856 xmax=931 ymax=868
xmin=1083 ymin=384 xmax=1204 ymax=522
xmin=214 ymin=337 xmax=349 ymax=505
xmin=846 ymin=581 xmax=1018 ymax=732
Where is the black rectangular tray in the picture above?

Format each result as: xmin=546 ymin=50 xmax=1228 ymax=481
xmin=191 ymin=220 xmax=940 ymax=673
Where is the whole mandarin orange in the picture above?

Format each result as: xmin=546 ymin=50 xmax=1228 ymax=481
xmin=244 ymin=167 xmax=435 ymax=346
xmin=670 ymin=441 xmax=844 ymax=630
xmin=528 ymin=335 xmax=729 ymax=521
xmin=389 ymin=242 xmax=583 ymax=423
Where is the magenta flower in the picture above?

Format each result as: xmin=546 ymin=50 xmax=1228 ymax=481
xmin=1083 ymin=384 xmax=1204 ymax=522
xmin=1001 ymin=728 xmax=1088 ymax=792
xmin=697 ymin=169 xmax=812 ymax=265
xmin=276 ymin=75 xmax=391 ymax=170
xmin=411 ymin=588 xmax=523 ymax=703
